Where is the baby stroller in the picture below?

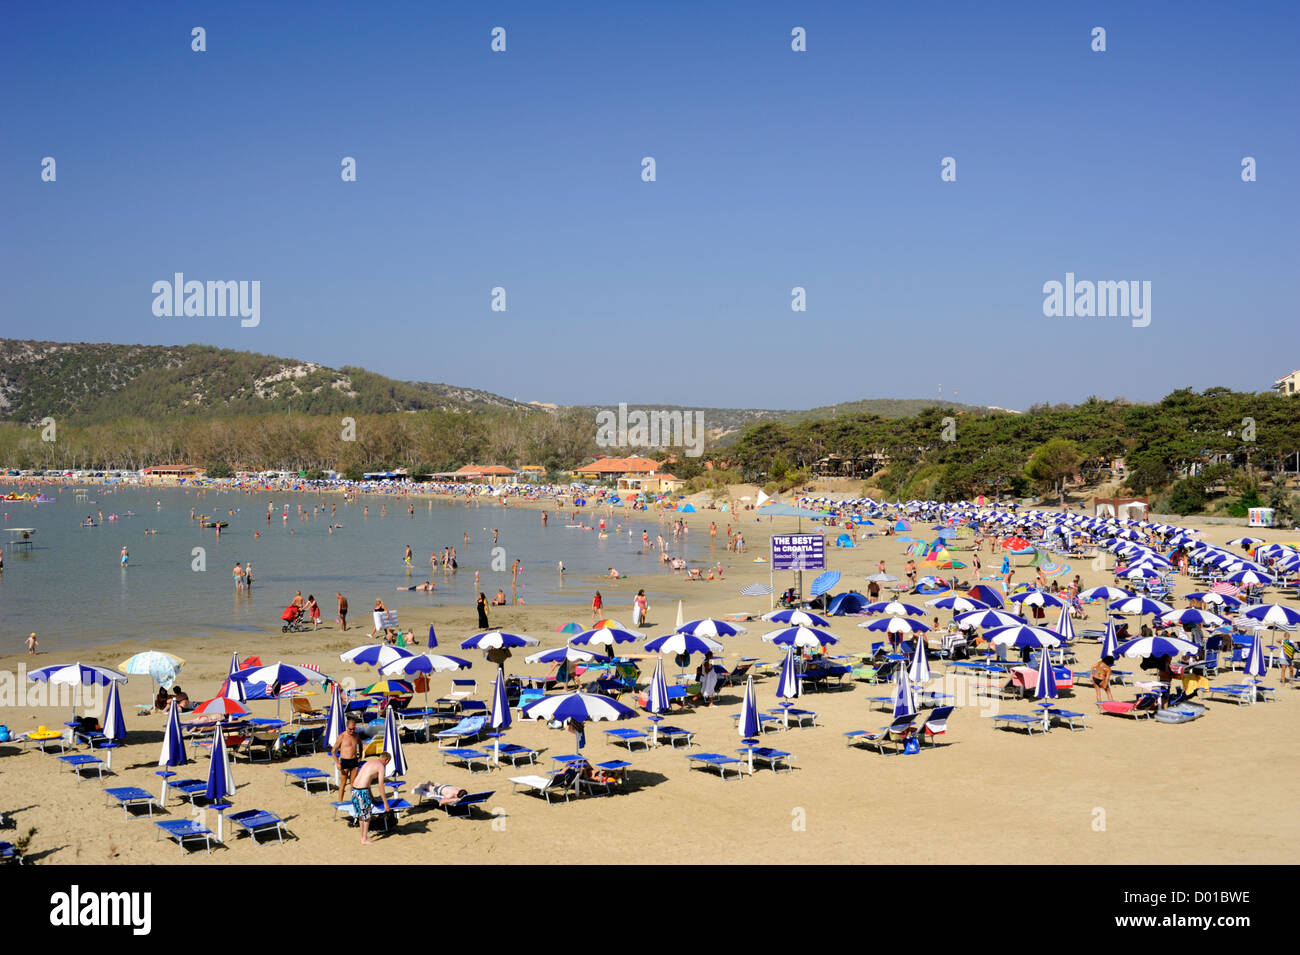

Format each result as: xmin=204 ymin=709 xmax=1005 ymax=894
xmin=281 ymin=604 xmax=309 ymax=633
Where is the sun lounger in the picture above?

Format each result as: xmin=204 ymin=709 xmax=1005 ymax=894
xmin=686 ymin=753 xmax=745 ymax=780
xmin=739 ymin=746 xmax=795 ymax=773
xmin=58 ymin=753 xmax=104 ymax=782
xmin=164 ymin=778 xmax=211 ymax=803
xmin=228 ymin=809 xmax=287 ymax=846
xmin=1096 ymin=700 xmax=1154 ymax=720
xmin=604 ymin=727 xmax=652 ymax=751
xmin=437 ymin=790 xmax=495 ymax=817
xmin=281 ymin=725 xmax=325 ymax=755
xmin=489 ymin=742 xmax=538 ymax=766
xmin=509 ymin=770 xmax=577 ymax=804
xmin=656 ymin=725 xmax=696 ymax=748
xmin=440 ymin=747 xmax=495 ymax=774
xmin=436 ymin=715 xmax=487 ymax=748
xmin=770 ymin=706 xmax=817 ymax=727
xmin=0 ymin=842 xmax=21 ymax=865
xmin=731 ymin=712 xmax=782 ymax=733
xmin=330 ymin=797 xmax=413 ymax=830
xmin=920 ymin=706 xmax=954 ymax=745
xmin=155 ymin=819 xmax=215 ymax=856
xmin=991 ymin=714 xmax=1049 ymax=735
xmin=282 ymin=767 xmax=333 ymax=794
xmin=291 ymin=697 xmax=326 ymax=723
xmin=1206 ymin=684 xmax=1257 ymax=705
xmin=1035 ymin=707 xmax=1089 ymax=731
xmin=105 ymin=786 xmax=158 ymax=819
xmin=844 ymin=715 xmax=918 ymax=754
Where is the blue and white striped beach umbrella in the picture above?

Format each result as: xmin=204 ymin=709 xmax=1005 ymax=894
xmin=760 ymin=626 xmax=839 ymax=649
xmin=1078 ymin=586 xmax=1132 ymax=603
xmin=378 ymin=653 xmax=473 ymax=678
xmin=381 ymin=706 xmax=407 ymax=780
xmin=1160 ymin=608 xmax=1226 ymax=628
xmin=737 ymin=675 xmax=760 ymax=740
xmin=740 ymin=583 xmax=774 ymax=597
xmin=102 ymin=679 xmax=127 ymax=742
xmin=954 ymin=609 xmax=1025 ymax=630
xmin=1009 ymin=590 xmax=1065 ymax=609
xmin=647 ymin=658 xmax=671 ymax=714
xmin=907 ymin=634 xmax=931 ymax=685
xmin=489 ymin=668 xmax=511 ymax=763
xmin=224 ymin=652 xmax=246 ymax=702
xmin=861 ymin=616 xmax=932 ymax=635
xmin=524 ymin=646 xmax=608 ymax=665
xmin=231 ymin=661 xmax=326 ymax=689
xmin=1109 ymin=597 xmax=1174 ymax=617
xmin=892 ymin=664 xmax=916 ymax=719
xmin=323 ymin=680 xmax=347 ymax=751
xmin=678 ymin=618 xmax=748 ymax=638
xmin=522 ymin=692 xmax=636 ymax=723
xmin=776 ymin=647 xmax=802 ymax=700
xmin=1100 ymin=620 xmax=1119 ymax=661
xmin=865 ymin=600 xmax=927 ymax=617
xmin=1034 ymin=647 xmax=1058 ymax=701
xmin=461 ymin=631 xmax=540 ymax=650
xmin=157 ymin=699 xmax=188 ymax=802
xmin=927 ymin=595 xmax=989 ymax=613
xmin=1243 ymin=603 xmax=1300 ymax=628
xmin=1112 ymin=635 xmax=1199 ymax=659
xmin=340 ymin=644 xmax=414 ymax=668
xmin=204 ymin=725 xmax=236 ymax=804
xmin=644 ymin=632 xmax=724 ymax=656
xmin=1243 ymin=631 xmax=1268 ymax=681
xmin=986 ymin=625 xmax=1063 ymax=649
xmin=762 ymin=608 xmax=831 ymax=627
xmin=569 ymin=626 xmax=641 ymax=649
xmin=1055 ymin=606 xmax=1076 ymax=645
xmin=1226 ymin=569 xmax=1273 ymax=587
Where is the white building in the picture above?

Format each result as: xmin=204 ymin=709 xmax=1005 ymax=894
xmin=1275 ymin=369 xmax=1300 ymax=395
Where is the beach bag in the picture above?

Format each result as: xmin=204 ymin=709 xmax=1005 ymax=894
xmin=0 ymin=726 xmax=9 ymax=743
xmin=903 ymin=736 xmax=920 ymax=755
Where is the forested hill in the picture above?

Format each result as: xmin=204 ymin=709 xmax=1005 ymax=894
xmin=0 ymin=340 xmax=534 ymax=422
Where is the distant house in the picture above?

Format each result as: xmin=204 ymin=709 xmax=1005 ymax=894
xmin=573 ymin=455 xmax=662 ymax=479
xmin=515 ymin=465 xmax=546 ymax=482
xmin=618 ymin=472 xmax=682 ymax=494
xmin=1275 ymin=370 xmax=1300 ymax=395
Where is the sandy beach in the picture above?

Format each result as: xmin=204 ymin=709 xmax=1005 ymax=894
xmin=2 ymin=495 xmax=1297 ymax=865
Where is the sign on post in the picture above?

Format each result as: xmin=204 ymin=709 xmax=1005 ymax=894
xmin=771 ymin=534 xmax=825 ymax=571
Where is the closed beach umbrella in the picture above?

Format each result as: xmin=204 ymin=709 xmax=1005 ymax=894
xmin=1243 ymin=631 xmax=1268 ymax=683
xmin=776 ymin=646 xmax=802 ymax=701
xmin=893 ymin=664 xmax=916 ymax=719
xmin=908 ymin=633 xmax=931 ymax=685
xmin=1100 ymin=620 xmax=1119 ymax=661
xmin=1035 ymin=647 xmax=1058 ymax=701
xmin=737 ymin=675 xmax=761 ymax=769
xmin=762 ymin=608 xmax=831 ymax=627
xmin=323 ymin=681 xmax=347 ymax=785
xmin=675 ymin=600 xmax=684 ymax=631
xmin=381 ymin=706 xmax=406 ymax=780
xmin=1055 ymin=605 xmax=1076 ymax=646
xmin=157 ymin=699 xmax=188 ymax=802
xmin=99 ymin=680 xmax=126 ymax=770
xmin=646 ymin=658 xmax=670 ymax=745
xmin=204 ymin=726 xmax=236 ymax=843
xmin=489 ymin=668 xmax=511 ymax=763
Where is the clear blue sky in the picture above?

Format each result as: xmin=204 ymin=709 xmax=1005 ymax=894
xmin=3 ymin=0 xmax=1297 ymax=411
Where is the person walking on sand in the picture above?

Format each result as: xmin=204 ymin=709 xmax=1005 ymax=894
xmin=25 ymin=632 xmax=37 ymax=655
xmin=592 ymin=590 xmax=603 ymax=623
xmin=350 ymin=753 xmax=392 ymax=845
xmin=477 ymin=592 xmax=490 ymax=630
xmin=336 ymin=592 xmax=349 ymax=631
xmin=632 ymin=589 xmax=649 ymax=629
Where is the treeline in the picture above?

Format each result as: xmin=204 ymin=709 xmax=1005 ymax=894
xmin=726 ymin=389 xmax=1300 ymax=510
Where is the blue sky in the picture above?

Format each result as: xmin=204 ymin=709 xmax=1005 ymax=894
xmin=3 ymin=0 xmax=1297 ymax=411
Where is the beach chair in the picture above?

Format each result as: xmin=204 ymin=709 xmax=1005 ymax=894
xmin=655 ymin=725 xmax=697 ymax=748
xmin=740 ymin=746 xmax=795 ymax=773
xmin=991 ymin=714 xmax=1049 ymax=736
xmin=491 ymin=742 xmax=538 ymax=767
xmin=438 ymin=790 xmax=495 ymax=817
xmin=58 ymin=753 xmax=105 ymax=782
xmin=282 ymin=767 xmax=333 ymax=794
xmin=228 ymin=809 xmax=288 ymax=847
xmin=449 ymin=679 xmax=477 ymax=701
xmin=516 ymin=688 xmax=546 ymax=718
xmin=241 ymin=730 xmax=280 ymax=762
xmin=732 ymin=712 xmax=782 ymax=734
xmin=440 ymin=748 xmax=495 ymax=774
xmin=155 ymin=819 xmax=215 ymax=856
xmin=435 ymin=715 xmax=488 ymax=749
xmin=604 ymin=727 xmax=651 ymax=751
xmin=1095 ymin=700 xmax=1154 ymax=720
xmin=1035 ymin=706 xmax=1089 ymax=731
xmin=844 ymin=714 xmax=918 ymax=753
xmin=0 ymin=842 xmax=22 ymax=865
xmin=291 ymin=697 xmax=325 ymax=723
xmin=330 ymin=798 xmax=413 ymax=831
xmin=104 ymin=786 xmax=158 ymax=820
xmin=510 ymin=769 xmax=577 ymax=805
xmin=920 ymin=706 xmax=954 ymax=745
xmin=722 ymin=661 xmax=754 ymax=687
xmin=1206 ymin=684 xmax=1256 ymax=705
xmin=686 ymin=753 xmax=746 ymax=780
xmin=164 ymin=778 xmax=210 ymax=804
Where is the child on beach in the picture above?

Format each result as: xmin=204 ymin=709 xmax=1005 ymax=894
xmin=24 ymin=632 xmax=37 ymax=655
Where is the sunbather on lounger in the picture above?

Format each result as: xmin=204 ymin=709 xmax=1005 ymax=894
xmin=412 ymin=781 xmax=468 ymax=805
